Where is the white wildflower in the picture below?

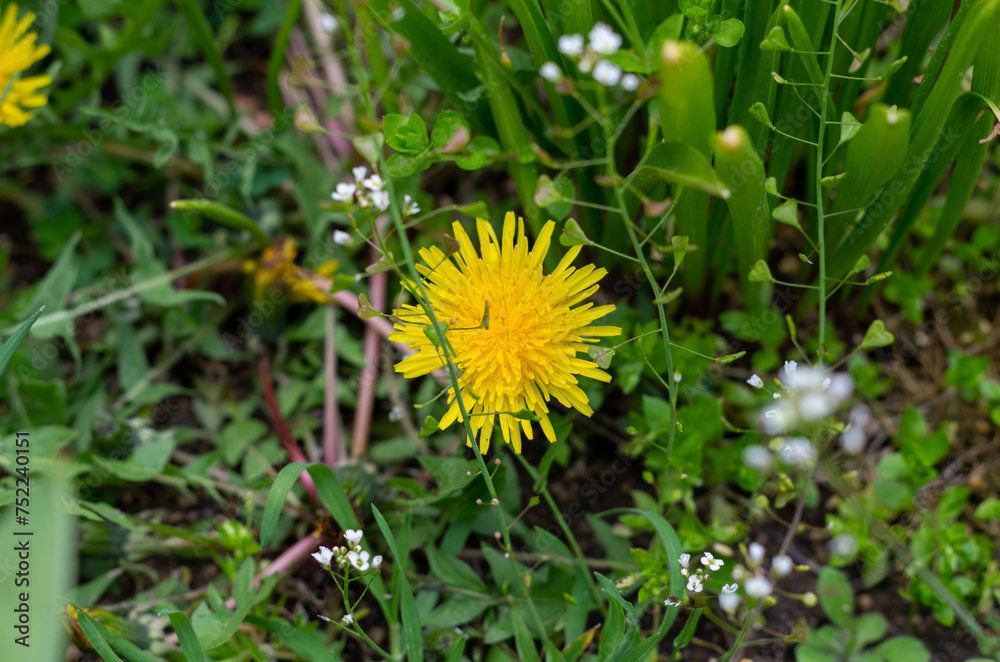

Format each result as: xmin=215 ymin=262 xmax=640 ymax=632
xmin=558 ymin=33 xmax=585 ymax=57
xmin=348 ymin=550 xmax=371 ymax=572
xmin=341 ymin=613 xmax=354 ymax=625
xmin=332 ymin=182 xmax=357 ymax=202
xmin=540 ymin=61 xmax=562 ymax=82
xmin=319 ymin=13 xmax=338 ymax=33
xmin=772 ymin=554 xmax=793 ymax=577
xmin=621 ymin=73 xmax=640 ymax=91
xmin=748 ymin=542 xmax=765 ymax=566
xmin=686 ymin=574 xmax=704 ymax=593
xmin=830 ymin=534 xmax=858 ymax=559
xmin=742 ymin=444 xmax=772 ymax=471
xmin=747 ymin=374 xmax=764 ymax=388
xmin=312 ymin=546 xmax=334 ymax=567
xmin=403 ymin=194 xmax=420 ymax=217
xmin=701 ymin=552 xmax=723 ymax=571
xmin=577 ymin=59 xmax=593 ymax=74
xmin=352 ymin=166 xmax=367 ymax=182
xmin=588 ymin=22 xmax=622 ymax=55
xmin=371 ymin=190 xmax=390 ymax=211
xmin=664 ymin=595 xmax=682 ymax=607
xmin=362 ymin=174 xmax=385 ymax=191
xmin=593 ymin=60 xmax=622 ymax=86
xmin=372 ymin=555 xmax=383 ymax=569
xmin=388 ymin=405 xmax=403 ymax=422
xmin=345 ymin=529 xmax=363 ymax=545
xmin=778 ymin=437 xmax=815 ymax=467
xmin=678 ymin=553 xmax=690 ymax=569
xmin=721 ymin=583 xmax=738 ymax=594
xmin=719 ymin=591 xmax=741 ymax=614
xmin=784 ymin=360 xmax=797 ymax=377
xmin=744 ymin=576 xmax=773 ymax=599
xmin=333 ymin=229 xmax=351 ymax=246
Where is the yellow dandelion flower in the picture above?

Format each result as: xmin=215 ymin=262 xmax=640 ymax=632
xmin=390 ymin=212 xmax=621 ymax=454
xmin=0 ymin=3 xmax=52 ymax=127
xmin=242 ymin=237 xmax=339 ymax=304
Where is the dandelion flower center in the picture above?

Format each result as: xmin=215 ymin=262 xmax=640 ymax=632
xmin=390 ymin=212 xmax=620 ymax=454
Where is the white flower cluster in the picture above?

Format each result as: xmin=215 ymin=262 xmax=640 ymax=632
xmin=761 ymin=362 xmax=854 ymax=433
xmin=720 ymin=542 xmax=802 ymax=613
xmin=331 ymin=167 xmax=420 ymax=217
xmin=666 ymin=552 xmax=727 ymax=603
xmin=539 ymin=23 xmax=642 ymax=91
xmin=312 ymin=529 xmax=383 ymax=574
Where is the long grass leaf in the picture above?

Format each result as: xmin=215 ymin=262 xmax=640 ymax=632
xmin=372 ymin=506 xmax=422 ymax=661
xmin=174 ymin=0 xmax=235 ymax=116
xmin=0 ymin=306 xmax=44 ymax=377
xmin=266 ymin=0 xmax=302 ymax=116
xmin=712 ymin=125 xmax=771 ymax=302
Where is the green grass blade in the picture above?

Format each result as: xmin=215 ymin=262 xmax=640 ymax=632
xmin=468 ymin=19 xmax=542 ymax=235
xmin=77 ymin=611 xmax=125 ymax=662
xmin=728 ymin=0 xmax=780 ymax=150
xmin=0 ymin=306 xmax=44 ymax=377
xmin=305 ymin=464 xmax=362 ymax=528
xmin=372 ymin=506 xmax=422 ymax=661
xmin=910 ymin=16 xmax=1000 ymax=274
xmin=826 ymin=0 xmax=1000 ymax=283
xmin=266 ymin=0 xmax=302 ymax=116
xmin=882 ymin=0 xmax=952 ymax=106
xmin=658 ymin=40 xmax=716 ymax=297
xmin=173 ymin=0 xmax=235 ymax=116
xmin=160 ymin=610 xmax=205 ymax=662
xmin=259 ymin=462 xmax=309 ymax=548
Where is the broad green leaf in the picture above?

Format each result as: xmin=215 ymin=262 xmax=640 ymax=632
xmin=817 ymin=566 xmax=854 ymax=628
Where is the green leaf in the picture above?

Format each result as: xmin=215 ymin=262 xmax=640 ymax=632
xmin=160 ymin=610 xmax=205 ymax=662
xmin=652 ymin=287 xmax=683 ymax=305
xmin=0 ymin=306 xmax=44 ymax=377
xmin=873 ymin=636 xmax=929 ymax=662
xmin=710 ymin=17 xmax=745 ymax=47
xmin=597 ymin=598 xmax=625 ymax=661
xmin=260 ymin=463 xmax=311 ymax=547
xmin=854 ymin=612 xmax=888 ymax=649
xmin=817 ymin=567 xmax=854 ymax=628
xmin=860 ymin=320 xmax=895 ymax=349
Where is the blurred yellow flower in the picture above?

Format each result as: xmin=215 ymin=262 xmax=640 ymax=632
xmin=0 ymin=3 xmax=52 ymax=127
xmin=243 ymin=237 xmax=339 ymax=304
xmin=391 ymin=212 xmax=620 ymax=454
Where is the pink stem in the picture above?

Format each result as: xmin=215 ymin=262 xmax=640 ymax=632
xmin=351 ymin=268 xmax=385 ymax=459
xmin=323 ymin=306 xmax=343 ymax=466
